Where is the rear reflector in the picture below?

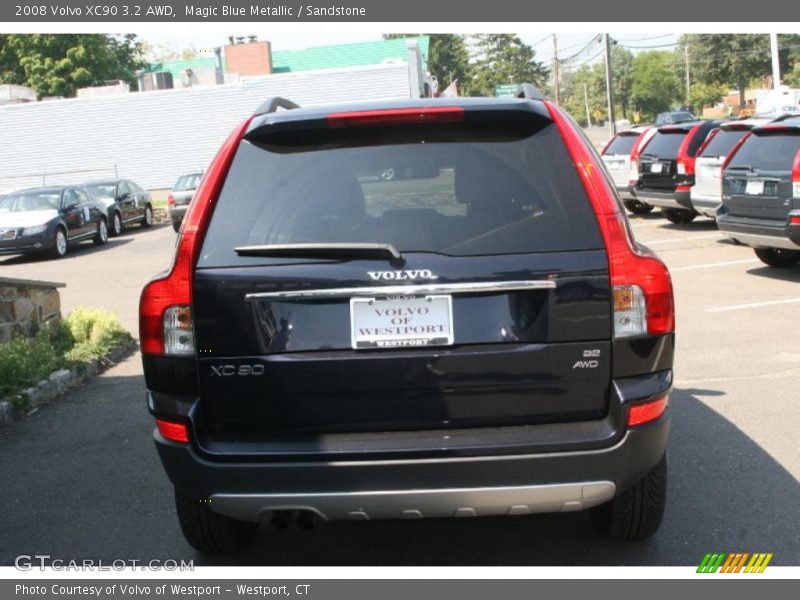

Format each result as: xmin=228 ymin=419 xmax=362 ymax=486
xmin=627 ymin=396 xmax=669 ymax=427
xmin=790 ymin=215 xmax=800 ymax=225
xmin=676 ymin=185 xmax=692 ymax=192
xmin=155 ymin=418 xmax=190 ymax=443
xmin=167 ymin=195 xmax=175 ymax=206
xmin=327 ymin=107 xmax=464 ymax=129
xmin=793 ymin=149 xmax=800 ymax=198
xmin=140 ymin=118 xmax=252 ymax=355
xmin=545 ymin=102 xmax=674 ymax=338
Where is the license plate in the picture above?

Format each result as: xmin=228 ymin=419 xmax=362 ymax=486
xmin=650 ymin=162 xmax=663 ymax=173
xmin=745 ymin=180 xmax=765 ymax=195
xmin=350 ymin=295 xmax=453 ymax=349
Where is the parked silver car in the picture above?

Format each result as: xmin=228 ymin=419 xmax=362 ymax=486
xmin=168 ymin=172 xmax=203 ymax=233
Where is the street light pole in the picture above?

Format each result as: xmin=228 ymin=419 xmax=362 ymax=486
xmin=553 ymin=34 xmax=560 ymax=104
xmin=603 ymin=33 xmax=616 ymax=137
xmin=770 ymin=33 xmax=781 ymax=89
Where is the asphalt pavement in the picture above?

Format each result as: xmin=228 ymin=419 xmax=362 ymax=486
xmin=0 ymin=217 xmax=798 ymax=566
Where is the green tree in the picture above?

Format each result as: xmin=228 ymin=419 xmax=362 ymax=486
xmin=610 ymin=45 xmax=635 ymax=119
xmin=561 ymin=63 xmax=607 ymax=126
xmin=0 ymin=34 xmax=144 ymax=98
xmin=469 ymin=34 xmax=549 ymax=97
xmin=631 ymin=51 xmax=682 ymax=121
xmin=687 ymin=82 xmax=728 ymax=114
xmin=684 ymin=34 xmax=772 ymax=109
xmin=427 ymin=34 xmax=471 ymax=93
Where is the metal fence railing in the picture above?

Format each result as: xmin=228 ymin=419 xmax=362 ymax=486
xmin=0 ymin=165 xmax=119 ymax=194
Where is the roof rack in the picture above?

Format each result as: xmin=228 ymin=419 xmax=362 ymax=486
xmin=515 ymin=83 xmax=545 ymax=101
xmin=253 ymin=97 xmax=300 ymax=116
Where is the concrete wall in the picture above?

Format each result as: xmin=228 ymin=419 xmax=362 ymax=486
xmin=0 ymin=277 xmax=64 ymax=343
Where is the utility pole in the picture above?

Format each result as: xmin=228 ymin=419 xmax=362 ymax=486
xmin=684 ymin=43 xmax=691 ymax=103
xmin=770 ymin=33 xmax=781 ymax=89
xmin=553 ymin=34 xmax=560 ymax=104
xmin=603 ymin=33 xmax=616 ymax=137
xmin=584 ymin=83 xmax=592 ymax=127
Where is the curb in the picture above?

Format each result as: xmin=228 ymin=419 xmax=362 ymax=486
xmin=0 ymin=338 xmax=139 ymax=430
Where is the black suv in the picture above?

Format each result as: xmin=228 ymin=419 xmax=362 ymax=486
xmin=631 ymin=120 xmax=722 ymax=224
xmin=140 ymin=91 xmax=675 ymax=553
xmin=717 ymin=117 xmax=800 ymax=267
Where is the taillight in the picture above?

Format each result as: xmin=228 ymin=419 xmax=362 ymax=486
xmin=793 ymin=149 xmax=800 ymax=198
xmin=628 ymin=128 xmax=651 ymax=185
xmin=167 ymin=194 xmax=175 ymax=206
xmin=327 ymin=107 xmax=464 ymax=128
xmin=545 ymin=102 xmax=674 ymax=338
xmin=676 ymin=124 xmax=701 ymax=176
xmin=627 ymin=395 xmax=669 ymax=427
xmin=155 ymin=418 xmax=190 ymax=443
xmin=139 ymin=118 xmax=252 ymax=356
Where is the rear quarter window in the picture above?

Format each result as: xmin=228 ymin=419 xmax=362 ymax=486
xmin=198 ymin=119 xmax=604 ymax=268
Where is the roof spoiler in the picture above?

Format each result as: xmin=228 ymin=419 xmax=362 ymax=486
xmin=515 ymin=83 xmax=546 ymax=101
xmin=253 ymin=97 xmax=300 ymax=116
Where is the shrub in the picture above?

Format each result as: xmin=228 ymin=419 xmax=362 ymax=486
xmin=0 ymin=327 xmax=62 ymax=396
xmin=62 ymin=306 xmax=131 ymax=362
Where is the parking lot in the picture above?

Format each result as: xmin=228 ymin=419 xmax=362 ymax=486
xmin=0 ymin=214 xmax=798 ymax=565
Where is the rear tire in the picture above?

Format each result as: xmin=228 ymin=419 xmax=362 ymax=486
xmin=174 ymin=488 xmax=258 ymax=554
xmin=623 ymin=200 xmax=653 ymax=215
xmin=754 ymin=247 xmax=800 ymax=268
xmin=661 ymin=208 xmax=697 ymax=224
xmin=590 ymin=454 xmax=667 ymax=541
xmin=141 ymin=205 xmax=153 ymax=228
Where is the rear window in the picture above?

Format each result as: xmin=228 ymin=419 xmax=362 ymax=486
xmin=603 ymin=133 xmax=640 ymax=156
xmin=198 ymin=120 xmax=604 ymax=268
xmin=173 ymin=174 xmax=202 ymax=191
xmin=699 ymin=129 xmax=749 ymax=158
xmin=727 ymin=132 xmax=800 ymax=172
xmin=640 ymin=131 xmax=687 ymax=158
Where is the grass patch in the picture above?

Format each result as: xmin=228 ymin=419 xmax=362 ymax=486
xmin=0 ymin=307 xmax=133 ymax=397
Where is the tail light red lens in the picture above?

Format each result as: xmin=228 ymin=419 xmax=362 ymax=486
xmin=627 ymin=395 xmax=669 ymax=427
xmin=675 ymin=124 xmax=701 ymax=176
xmin=792 ymin=149 xmax=800 ymax=198
xmin=155 ymin=418 xmax=190 ymax=443
xmin=545 ymin=102 xmax=674 ymax=338
xmin=327 ymin=106 xmax=464 ymax=128
xmin=628 ymin=127 xmax=652 ymax=185
xmin=140 ymin=118 xmax=252 ymax=355
xmin=167 ymin=194 xmax=175 ymax=206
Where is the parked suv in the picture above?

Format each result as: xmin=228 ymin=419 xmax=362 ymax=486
xmin=0 ymin=185 xmax=107 ymax=258
xmin=689 ymin=119 xmax=772 ymax=218
xmin=632 ymin=120 xmax=722 ymax=224
xmin=601 ymin=126 xmax=653 ymax=215
xmin=717 ymin=117 xmax=800 ymax=267
xmin=82 ymin=178 xmax=154 ymax=236
xmin=140 ymin=92 xmax=675 ymax=553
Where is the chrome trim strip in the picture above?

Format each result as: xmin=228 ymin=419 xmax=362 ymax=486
xmin=209 ymin=480 xmax=616 ymax=522
xmin=722 ymin=232 xmax=800 ymax=251
xmin=245 ymin=280 xmax=557 ymax=302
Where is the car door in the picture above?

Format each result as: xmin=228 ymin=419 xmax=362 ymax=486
xmin=74 ymin=188 xmax=99 ymax=235
xmin=116 ymin=180 xmax=134 ymax=222
xmin=60 ymin=189 xmax=88 ymax=239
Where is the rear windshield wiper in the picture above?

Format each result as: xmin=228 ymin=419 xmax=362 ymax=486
xmin=234 ymin=242 xmax=406 ymax=267
xmin=726 ymin=165 xmax=757 ymax=172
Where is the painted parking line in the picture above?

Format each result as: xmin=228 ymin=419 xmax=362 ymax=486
xmin=707 ymin=297 xmax=800 ymax=313
xmin=670 ymin=258 xmax=759 ymax=272
xmin=639 ymin=233 xmax=722 ymax=246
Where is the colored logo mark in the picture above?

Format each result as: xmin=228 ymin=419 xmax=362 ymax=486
xmin=697 ymin=552 xmax=773 ymax=573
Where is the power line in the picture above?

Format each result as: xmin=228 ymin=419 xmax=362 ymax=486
xmin=558 ymin=35 xmax=600 ymax=54
xmin=616 ymin=34 xmax=675 ymax=43
xmin=619 ymin=42 xmax=680 ymax=49
xmin=560 ymin=36 xmax=602 ymax=62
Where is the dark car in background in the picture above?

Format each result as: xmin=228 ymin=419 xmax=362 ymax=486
xmin=141 ymin=93 xmax=675 ymax=553
xmin=717 ymin=117 xmax=800 ymax=267
xmin=81 ymin=179 xmax=154 ymax=236
xmin=655 ymin=111 xmax=695 ymax=126
xmin=631 ymin=120 xmax=722 ymax=223
xmin=168 ymin=172 xmax=203 ymax=232
xmin=0 ymin=185 xmax=107 ymax=258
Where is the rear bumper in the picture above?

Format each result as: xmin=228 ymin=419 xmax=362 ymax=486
xmin=631 ymin=187 xmax=693 ymax=211
xmin=615 ymin=184 xmax=636 ymax=200
xmin=717 ymin=213 xmax=800 ymax=250
xmin=167 ymin=205 xmax=188 ymax=222
xmin=152 ymin=369 xmax=672 ymax=523
xmin=689 ymin=191 xmax=721 ymax=218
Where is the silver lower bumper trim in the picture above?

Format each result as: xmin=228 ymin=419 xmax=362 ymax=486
xmin=209 ymin=481 xmax=616 ymax=522
xmin=722 ymin=231 xmax=800 ymax=250
xmin=643 ymin=196 xmax=682 ymax=209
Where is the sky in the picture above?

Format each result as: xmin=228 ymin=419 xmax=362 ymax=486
xmin=138 ymin=31 xmax=680 ymax=70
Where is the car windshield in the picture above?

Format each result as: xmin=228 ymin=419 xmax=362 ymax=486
xmin=84 ymin=183 xmax=116 ymax=198
xmin=0 ymin=191 xmax=61 ymax=213
xmin=173 ymin=174 xmax=202 ymax=191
